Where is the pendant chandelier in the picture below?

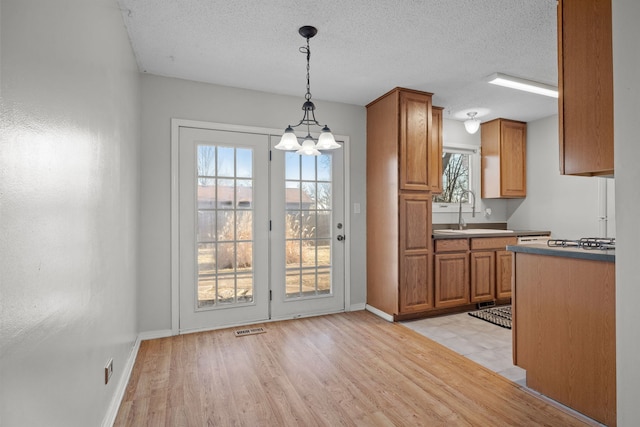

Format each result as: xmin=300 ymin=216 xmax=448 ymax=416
xmin=275 ymin=26 xmax=340 ymax=156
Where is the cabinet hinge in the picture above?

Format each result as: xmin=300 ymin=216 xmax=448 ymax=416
xmin=269 ymin=290 xmax=272 ymax=301
xmin=269 ymin=150 xmax=272 ymax=161
xmin=269 ymin=220 xmax=272 ymax=231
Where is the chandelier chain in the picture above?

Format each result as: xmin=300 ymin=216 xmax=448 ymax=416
xmin=300 ymin=37 xmax=312 ymax=102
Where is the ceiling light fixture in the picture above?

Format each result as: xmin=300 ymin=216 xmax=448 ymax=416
xmin=275 ymin=26 xmax=340 ymax=156
xmin=464 ymin=112 xmax=480 ymax=134
xmin=487 ymin=72 xmax=559 ymax=98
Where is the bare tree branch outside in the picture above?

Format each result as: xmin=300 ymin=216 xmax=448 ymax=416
xmin=433 ymin=152 xmax=470 ymax=203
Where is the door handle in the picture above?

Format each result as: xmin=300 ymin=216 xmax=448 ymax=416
xmin=337 ymin=235 xmax=345 ymax=241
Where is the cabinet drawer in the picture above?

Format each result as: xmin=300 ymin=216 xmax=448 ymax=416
xmin=470 ymin=236 xmax=517 ymax=251
xmin=434 ymin=238 xmax=469 ymax=253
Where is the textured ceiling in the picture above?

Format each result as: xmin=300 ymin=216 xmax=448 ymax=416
xmin=117 ymin=0 xmax=558 ymax=123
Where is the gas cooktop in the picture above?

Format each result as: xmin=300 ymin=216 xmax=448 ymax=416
xmin=547 ymin=237 xmax=615 ymax=250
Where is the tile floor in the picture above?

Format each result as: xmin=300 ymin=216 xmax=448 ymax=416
xmin=401 ymin=308 xmax=526 ymax=385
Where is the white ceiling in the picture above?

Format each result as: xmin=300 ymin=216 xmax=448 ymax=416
xmin=117 ymin=0 xmax=558 ymax=123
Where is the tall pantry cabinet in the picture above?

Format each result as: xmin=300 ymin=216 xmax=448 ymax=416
xmin=366 ymin=88 xmax=441 ymax=320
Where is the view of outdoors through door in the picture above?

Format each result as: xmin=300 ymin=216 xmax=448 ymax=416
xmin=177 ymin=125 xmax=343 ymax=331
xmin=285 ymin=152 xmax=333 ymax=298
xmin=196 ymin=144 xmax=255 ymax=308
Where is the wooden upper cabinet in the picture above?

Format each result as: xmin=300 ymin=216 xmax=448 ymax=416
xmin=430 ymin=106 xmax=444 ymax=194
xmin=399 ymin=90 xmax=433 ymax=191
xmin=558 ymin=0 xmax=613 ymax=176
xmin=481 ymin=119 xmax=526 ymax=198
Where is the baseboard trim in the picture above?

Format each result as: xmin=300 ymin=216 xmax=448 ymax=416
xmin=138 ymin=329 xmax=174 ymax=341
xmin=348 ymin=303 xmax=366 ymax=312
xmin=365 ymin=304 xmax=394 ymax=322
xmin=101 ymin=336 xmax=141 ymax=427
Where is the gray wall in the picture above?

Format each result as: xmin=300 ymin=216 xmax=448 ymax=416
xmin=612 ymin=0 xmax=640 ymax=424
xmin=0 ymin=1 xmax=140 ymax=426
xmin=507 ymin=115 xmax=615 ymax=238
xmin=138 ymin=74 xmax=367 ymax=333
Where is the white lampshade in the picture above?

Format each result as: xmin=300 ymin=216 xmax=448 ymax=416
xmin=275 ymin=126 xmax=302 ymax=150
xmin=315 ymin=126 xmax=340 ymax=150
xmin=296 ymin=137 xmax=321 ymax=156
xmin=464 ymin=112 xmax=480 ymax=134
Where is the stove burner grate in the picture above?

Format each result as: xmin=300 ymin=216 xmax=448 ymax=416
xmin=547 ymin=237 xmax=615 ymax=250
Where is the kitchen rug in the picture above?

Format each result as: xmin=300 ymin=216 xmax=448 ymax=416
xmin=468 ymin=306 xmax=512 ymax=329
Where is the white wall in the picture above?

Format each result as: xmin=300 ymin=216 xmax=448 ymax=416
xmin=0 ymin=1 xmax=140 ymax=426
xmin=612 ymin=0 xmax=640 ymax=424
xmin=433 ymin=119 xmax=510 ymax=225
xmin=506 ymin=115 xmax=615 ymax=238
xmin=138 ymin=74 xmax=367 ymax=332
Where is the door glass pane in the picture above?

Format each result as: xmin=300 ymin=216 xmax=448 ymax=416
xmin=197 ymin=144 xmax=254 ymax=309
xmin=285 ymin=154 xmax=333 ymax=299
xmin=286 ymin=182 xmax=301 ymax=210
xmin=197 ymin=146 xmax=216 ymax=177
xmin=217 ymin=147 xmax=235 ymax=177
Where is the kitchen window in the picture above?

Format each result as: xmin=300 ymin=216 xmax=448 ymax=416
xmin=433 ymin=144 xmax=479 ymax=213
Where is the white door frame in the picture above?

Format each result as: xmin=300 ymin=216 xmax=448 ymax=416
xmin=170 ymin=118 xmax=351 ymax=334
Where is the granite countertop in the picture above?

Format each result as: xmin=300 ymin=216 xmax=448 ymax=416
xmin=506 ymin=243 xmax=615 ymax=262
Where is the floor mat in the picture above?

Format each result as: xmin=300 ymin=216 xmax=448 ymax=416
xmin=468 ymin=306 xmax=512 ymax=329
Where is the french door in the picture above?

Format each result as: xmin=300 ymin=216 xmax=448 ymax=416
xmin=177 ymin=124 xmax=345 ymax=332
xmin=178 ymin=127 xmax=270 ymax=331
xmin=269 ymin=136 xmax=345 ymax=320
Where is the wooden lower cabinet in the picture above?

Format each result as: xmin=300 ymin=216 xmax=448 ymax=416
xmin=400 ymin=253 xmax=432 ymax=313
xmin=399 ymin=193 xmax=433 ymax=314
xmin=434 ymin=253 xmax=469 ymax=308
xmin=495 ymin=250 xmax=513 ymax=299
xmin=434 ymin=236 xmax=517 ymax=310
xmin=513 ymin=252 xmax=615 ymax=426
xmin=470 ymin=251 xmax=496 ymax=302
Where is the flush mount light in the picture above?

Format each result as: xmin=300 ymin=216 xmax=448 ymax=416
xmin=487 ymin=73 xmax=559 ymax=98
xmin=275 ymin=26 xmax=341 ymax=156
xmin=464 ymin=112 xmax=480 ymax=134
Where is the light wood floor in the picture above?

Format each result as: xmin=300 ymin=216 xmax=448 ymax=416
xmin=115 ymin=311 xmax=592 ymax=426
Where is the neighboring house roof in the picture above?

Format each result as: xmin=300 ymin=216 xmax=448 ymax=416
xmin=197 ymin=185 xmax=313 ymax=205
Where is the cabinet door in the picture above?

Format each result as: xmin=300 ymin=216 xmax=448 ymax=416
xmin=470 ymin=251 xmax=496 ymax=302
xmin=495 ymin=250 xmax=513 ymax=299
xmin=399 ymin=91 xmax=432 ymax=191
xmin=399 ymin=193 xmax=433 ymax=313
xmin=429 ymin=106 xmax=443 ymax=194
xmin=558 ymin=0 xmax=613 ymax=176
xmin=434 ymin=253 xmax=469 ymax=308
xmin=500 ymin=120 xmax=526 ymax=197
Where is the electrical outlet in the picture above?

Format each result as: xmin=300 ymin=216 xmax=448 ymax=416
xmin=104 ymin=358 xmax=113 ymax=385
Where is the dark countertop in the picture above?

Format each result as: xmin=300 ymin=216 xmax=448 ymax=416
xmin=432 ymin=229 xmax=551 ymax=240
xmin=513 ymin=230 xmax=553 ymax=237
xmin=506 ymin=243 xmax=615 ymax=262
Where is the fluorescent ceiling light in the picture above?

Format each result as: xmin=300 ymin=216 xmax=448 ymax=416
xmin=487 ymin=73 xmax=558 ymax=98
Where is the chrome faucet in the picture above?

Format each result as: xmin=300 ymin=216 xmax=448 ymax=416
xmin=458 ymin=189 xmax=476 ymax=230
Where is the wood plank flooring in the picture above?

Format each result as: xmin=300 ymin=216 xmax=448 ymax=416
xmin=115 ymin=311 xmax=592 ymax=426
